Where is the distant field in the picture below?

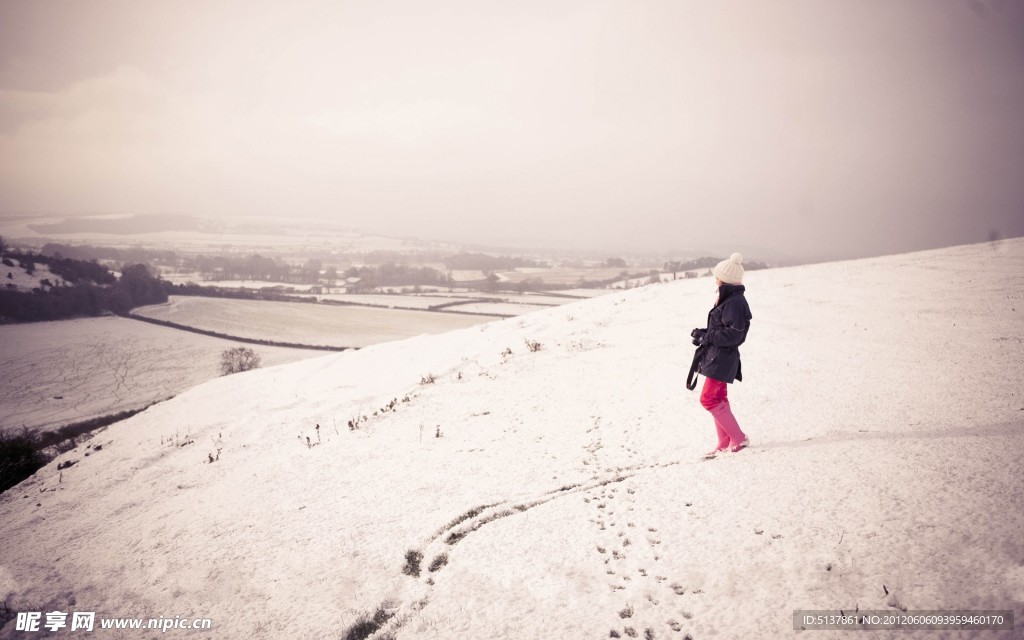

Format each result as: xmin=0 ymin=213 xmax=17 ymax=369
xmin=155 ymin=272 xmax=617 ymax=306
xmin=314 ymin=292 xmax=575 ymax=313
xmin=317 ymin=293 xmax=467 ymax=309
xmin=473 ymin=293 xmax=584 ymax=305
xmin=159 ymin=274 xmax=319 ymax=292
xmin=541 ymin=288 xmax=609 ymax=299
xmin=450 ymin=302 xmax=551 ymax=316
xmin=0 ymin=317 xmax=325 ymax=434
xmin=133 ymin=296 xmax=504 ymax=348
xmin=449 ymin=269 xmax=486 ymax=282
xmin=495 ymin=267 xmax=630 ymax=285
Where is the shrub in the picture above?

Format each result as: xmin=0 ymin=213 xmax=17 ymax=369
xmin=220 ymin=347 xmax=261 ymax=376
xmin=403 ymin=549 xmax=424 ymax=577
xmin=428 ymin=553 xmax=449 ymax=572
xmin=342 ymin=604 xmax=394 ymax=640
xmin=0 ymin=428 xmax=48 ymax=494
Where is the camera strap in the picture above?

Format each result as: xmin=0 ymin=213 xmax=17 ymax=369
xmin=686 ymin=345 xmax=706 ymax=391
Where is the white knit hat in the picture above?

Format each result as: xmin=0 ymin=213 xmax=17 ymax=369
xmin=713 ymin=253 xmax=744 ymax=285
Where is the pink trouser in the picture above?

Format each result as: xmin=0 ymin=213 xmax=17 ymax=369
xmin=700 ymin=377 xmax=747 ymax=448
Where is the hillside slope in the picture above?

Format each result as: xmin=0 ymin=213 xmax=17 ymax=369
xmin=1 ymin=258 xmax=68 ymax=293
xmin=1 ymin=239 xmax=1022 ymax=639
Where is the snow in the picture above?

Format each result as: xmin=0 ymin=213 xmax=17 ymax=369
xmin=315 ymin=294 xmax=473 ymax=310
xmin=316 ymin=293 xmax=570 ymax=312
xmin=444 ymin=301 xmax=551 ymax=317
xmin=132 ymin=296 xmax=504 ymax=348
xmin=1 ymin=238 xmax=1022 ymax=639
xmin=557 ymin=288 xmax=618 ymax=298
xmin=449 ymin=270 xmax=487 ymax=282
xmin=1 ymin=260 xmax=67 ymax=293
xmin=0 ymin=317 xmax=325 ymax=434
xmin=157 ymin=276 xmax=320 ymax=292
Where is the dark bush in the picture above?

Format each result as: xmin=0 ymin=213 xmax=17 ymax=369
xmin=428 ymin=553 xmax=449 ymax=572
xmin=220 ymin=347 xmax=261 ymax=375
xmin=0 ymin=428 xmax=48 ymax=494
xmin=403 ymin=549 xmax=424 ymax=577
xmin=342 ymin=605 xmax=394 ymax=640
xmin=46 ymin=256 xmax=116 ymax=285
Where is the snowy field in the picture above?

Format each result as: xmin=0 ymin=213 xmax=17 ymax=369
xmin=0 ymin=317 xmax=326 ymax=434
xmin=451 ymin=292 xmax=588 ymax=306
xmin=449 ymin=270 xmax=486 ymax=282
xmin=316 ymin=293 xmax=477 ymax=310
xmin=154 ymin=281 xmax=609 ymax=313
xmin=158 ymin=275 xmax=319 ymax=292
xmin=322 ymin=295 xmax=569 ymax=318
xmin=444 ymin=301 xmax=554 ymax=317
xmin=312 ymin=293 xmax=583 ymax=318
xmin=1 ymin=238 xmax=1022 ymax=639
xmin=555 ymin=287 xmax=618 ymax=298
xmin=132 ymin=296 xmax=503 ymax=348
xmin=317 ymin=293 xmax=571 ymax=310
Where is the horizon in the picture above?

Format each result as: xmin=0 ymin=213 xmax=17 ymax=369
xmin=2 ymin=210 xmax=1020 ymax=267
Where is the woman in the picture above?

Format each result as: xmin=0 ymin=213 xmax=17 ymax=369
xmin=691 ymin=253 xmax=752 ymax=456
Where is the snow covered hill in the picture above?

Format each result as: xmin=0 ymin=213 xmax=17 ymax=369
xmin=1 ymin=239 xmax=1022 ymax=639
xmin=1 ymin=258 xmax=68 ymax=293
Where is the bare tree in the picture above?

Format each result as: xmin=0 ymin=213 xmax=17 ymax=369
xmin=220 ymin=347 xmax=262 ymax=376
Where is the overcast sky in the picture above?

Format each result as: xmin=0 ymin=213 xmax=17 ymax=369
xmin=1 ymin=0 xmax=1022 ymax=259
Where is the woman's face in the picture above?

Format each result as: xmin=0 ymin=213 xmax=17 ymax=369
xmin=715 ymin=278 xmax=723 ymax=287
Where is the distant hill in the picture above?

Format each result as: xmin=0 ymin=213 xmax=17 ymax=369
xmin=28 ymin=214 xmax=201 ymax=235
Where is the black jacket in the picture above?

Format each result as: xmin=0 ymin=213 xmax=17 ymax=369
xmin=697 ymin=283 xmax=752 ymax=384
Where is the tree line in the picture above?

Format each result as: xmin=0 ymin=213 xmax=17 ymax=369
xmin=0 ymin=250 xmax=168 ymax=322
xmin=663 ymin=257 xmax=769 ymax=273
xmin=41 ymin=242 xmax=179 ymax=267
xmin=442 ymin=252 xmax=547 ymax=271
xmin=342 ymin=263 xmax=451 ymax=291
